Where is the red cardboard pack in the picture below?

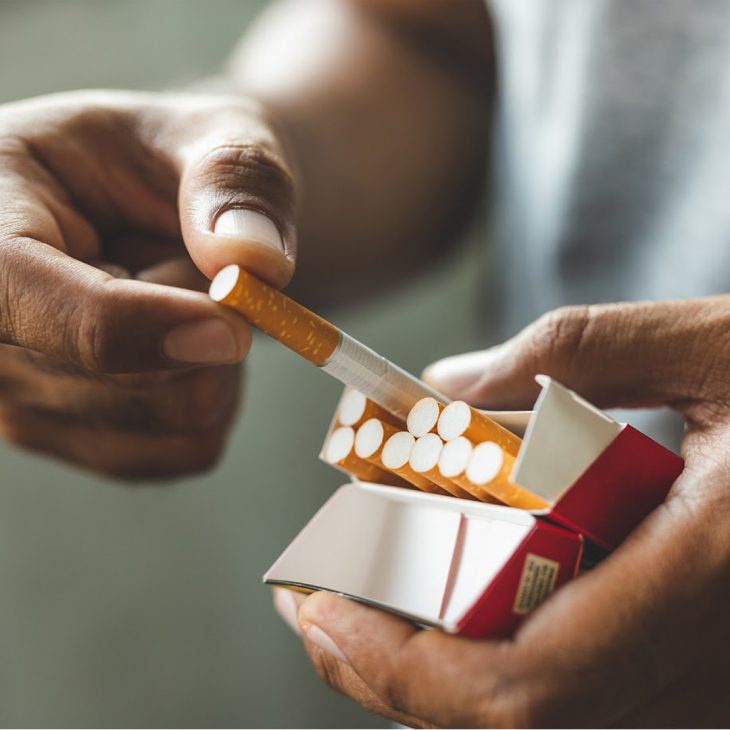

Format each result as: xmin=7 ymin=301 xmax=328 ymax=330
xmin=265 ymin=377 xmax=683 ymax=638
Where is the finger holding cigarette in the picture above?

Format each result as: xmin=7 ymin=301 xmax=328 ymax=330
xmin=210 ymin=264 xmax=448 ymax=419
xmin=210 ymin=264 xmax=340 ymax=366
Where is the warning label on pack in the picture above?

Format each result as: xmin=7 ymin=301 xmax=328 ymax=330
xmin=513 ymin=553 xmax=560 ymax=615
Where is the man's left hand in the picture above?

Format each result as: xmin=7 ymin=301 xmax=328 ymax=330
xmin=275 ymin=298 xmax=730 ymax=727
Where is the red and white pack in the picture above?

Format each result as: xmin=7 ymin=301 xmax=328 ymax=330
xmin=265 ymin=377 xmax=683 ymax=638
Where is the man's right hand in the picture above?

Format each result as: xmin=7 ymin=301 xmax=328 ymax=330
xmin=0 ymin=89 xmax=297 ymax=479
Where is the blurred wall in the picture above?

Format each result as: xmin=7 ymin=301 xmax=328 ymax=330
xmin=0 ymin=1 xmax=489 ymax=727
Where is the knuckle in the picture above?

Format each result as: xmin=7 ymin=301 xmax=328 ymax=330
xmin=199 ymin=142 xmax=293 ymax=189
xmin=502 ymin=685 xmax=564 ymax=728
xmin=0 ymin=247 xmax=22 ymax=345
xmin=377 ymin=674 xmax=412 ymax=716
xmin=470 ymin=651 xmax=567 ymax=729
xmin=193 ymin=142 xmax=296 ymax=222
xmin=0 ymin=93 xmax=136 ymax=146
xmin=370 ymin=654 xmax=415 ymax=715
xmin=309 ymin=649 xmax=350 ymax=696
xmin=182 ymin=367 xmax=240 ymax=431
xmin=483 ymin=689 xmax=548 ymax=729
xmin=74 ymin=291 xmax=114 ymax=373
xmin=0 ymin=134 xmax=26 ymax=165
xmin=529 ymin=305 xmax=593 ymax=368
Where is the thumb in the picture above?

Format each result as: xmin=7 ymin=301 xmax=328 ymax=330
xmin=170 ymin=98 xmax=297 ymax=288
xmin=299 ymin=591 xmax=499 ymax=728
xmin=0 ymin=239 xmax=251 ymax=373
xmin=423 ymin=300 xmax=717 ymax=411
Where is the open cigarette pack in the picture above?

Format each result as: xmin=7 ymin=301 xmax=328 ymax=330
xmin=265 ymin=376 xmax=683 ymax=639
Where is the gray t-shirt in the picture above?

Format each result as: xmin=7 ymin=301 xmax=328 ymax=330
xmin=486 ymin=0 xmax=730 ymax=446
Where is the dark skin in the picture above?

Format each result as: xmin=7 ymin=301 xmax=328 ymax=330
xmin=2 ymin=1 xmax=728 ymax=725
xmin=0 ymin=91 xmax=278 ymax=477
xmin=281 ymin=299 xmax=730 ymax=727
xmin=0 ymin=1 xmax=491 ymax=477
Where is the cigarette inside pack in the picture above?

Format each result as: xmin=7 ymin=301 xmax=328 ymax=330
xmin=321 ymin=387 xmax=540 ymax=509
xmin=205 ymin=266 xmax=683 ymax=635
xmin=267 ymin=378 xmax=682 ymax=638
xmin=319 ymin=378 xmax=684 ymax=549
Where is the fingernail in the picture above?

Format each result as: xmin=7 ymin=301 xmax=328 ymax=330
xmin=273 ymin=589 xmax=301 ymax=636
xmin=304 ymin=624 xmax=349 ymax=664
xmin=423 ymin=350 xmax=497 ymax=397
xmin=213 ymin=208 xmax=285 ymax=253
xmin=163 ymin=318 xmax=238 ymax=364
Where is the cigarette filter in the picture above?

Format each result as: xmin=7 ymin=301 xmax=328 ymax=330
xmin=324 ymin=426 xmax=408 ymax=488
xmin=437 ymin=436 xmax=484 ymax=500
xmin=434 ymin=436 xmax=503 ymax=503
xmin=466 ymin=442 xmax=548 ymax=509
xmin=210 ymin=265 xmax=448 ymax=420
xmin=406 ymin=397 xmax=443 ymax=438
xmin=438 ymin=400 xmax=522 ymax=456
xmin=381 ymin=431 xmax=446 ymax=494
xmin=409 ymin=433 xmax=476 ymax=500
xmin=354 ymin=418 xmax=397 ymax=463
xmin=338 ymin=388 xmax=403 ymax=429
xmin=438 ymin=436 xmax=473 ymax=480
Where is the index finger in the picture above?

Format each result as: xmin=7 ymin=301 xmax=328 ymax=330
xmin=0 ymin=170 xmax=251 ymax=372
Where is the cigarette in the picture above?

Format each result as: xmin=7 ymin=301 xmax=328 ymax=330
xmin=380 ymin=430 xmax=447 ymax=495
xmin=409 ymin=433 xmax=477 ymax=500
xmin=406 ymin=397 xmax=443 ymax=438
xmin=338 ymin=388 xmax=402 ymax=429
xmin=323 ymin=426 xmax=408 ymax=487
xmin=354 ymin=417 xmax=397 ymax=462
xmin=355 ymin=419 xmax=417 ymax=492
xmin=210 ymin=265 xmax=448 ymax=420
xmin=438 ymin=436 xmax=473 ymax=480
xmin=465 ymin=442 xmax=548 ymax=509
xmin=436 ymin=436 xmax=488 ymax=501
xmin=437 ymin=400 xmax=522 ymax=456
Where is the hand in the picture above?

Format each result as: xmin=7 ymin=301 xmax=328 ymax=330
xmin=0 ymin=90 xmax=297 ymax=478
xmin=276 ymin=299 xmax=730 ymax=726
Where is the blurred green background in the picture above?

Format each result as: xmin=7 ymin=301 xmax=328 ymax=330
xmin=0 ymin=2 xmax=489 ymax=726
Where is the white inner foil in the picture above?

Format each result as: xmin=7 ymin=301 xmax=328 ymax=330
xmin=320 ymin=333 xmax=450 ymax=421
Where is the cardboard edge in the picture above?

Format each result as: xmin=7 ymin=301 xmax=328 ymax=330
xmin=262 ymin=484 xmax=356 ymax=585
xmin=454 ymin=519 xmax=583 ymax=638
xmin=512 ymin=376 xmax=622 ymax=502
xmin=263 ymin=581 xmax=444 ymax=630
xmin=356 ymin=481 xmax=538 ymax=525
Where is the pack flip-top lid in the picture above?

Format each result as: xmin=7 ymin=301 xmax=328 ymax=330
xmin=496 ymin=376 xmax=685 ymax=549
xmin=264 ymin=482 xmax=582 ymax=637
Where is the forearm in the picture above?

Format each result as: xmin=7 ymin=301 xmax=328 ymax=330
xmin=228 ymin=0 xmax=493 ymax=304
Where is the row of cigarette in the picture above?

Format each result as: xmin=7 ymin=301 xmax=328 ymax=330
xmin=322 ymin=390 xmax=548 ymax=510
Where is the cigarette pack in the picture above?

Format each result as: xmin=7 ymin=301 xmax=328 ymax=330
xmin=264 ymin=377 xmax=683 ymax=638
